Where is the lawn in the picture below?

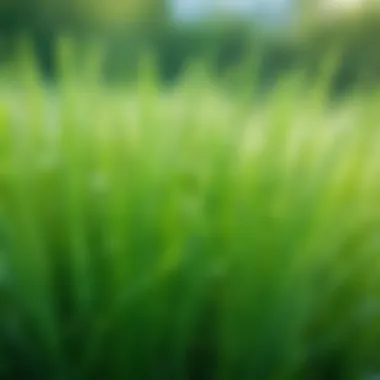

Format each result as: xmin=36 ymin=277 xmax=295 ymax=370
xmin=0 ymin=43 xmax=380 ymax=379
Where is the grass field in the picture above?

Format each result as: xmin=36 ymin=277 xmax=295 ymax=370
xmin=0 ymin=43 xmax=380 ymax=379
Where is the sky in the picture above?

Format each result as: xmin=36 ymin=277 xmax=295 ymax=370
xmin=171 ymin=0 xmax=371 ymax=26
xmin=171 ymin=0 xmax=294 ymax=24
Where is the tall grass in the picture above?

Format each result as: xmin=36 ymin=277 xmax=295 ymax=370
xmin=0 ymin=41 xmax=380 ymax=379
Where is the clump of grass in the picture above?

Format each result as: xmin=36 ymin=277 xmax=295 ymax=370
xmin=0 ymin=40 xmax=380 ymax=379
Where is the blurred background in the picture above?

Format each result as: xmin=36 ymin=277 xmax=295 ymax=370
xmin=1 ymin=0 xmax=380 ymax=89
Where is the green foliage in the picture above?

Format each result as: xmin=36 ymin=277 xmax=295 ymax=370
xmin=1 ymin=43 xmax=380 ymax=379
xmin=298 ymin=8 xmax=380 ymax=92
xmin=2 ymin=0 xmax=380 ymax=95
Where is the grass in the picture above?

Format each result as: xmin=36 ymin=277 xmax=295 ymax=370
xmin=0 ymin=41 xmax=380 ymax=379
